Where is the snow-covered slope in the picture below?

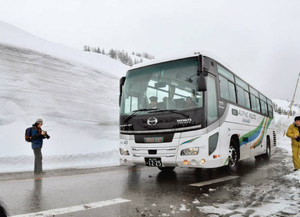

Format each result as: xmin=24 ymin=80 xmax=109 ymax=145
xmin=0 ymin=20 xmax=128 ymax=77
xmin=0 ymin=20 xmax=129 ymax=172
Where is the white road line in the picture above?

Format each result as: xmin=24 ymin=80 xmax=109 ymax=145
xmin=189 ymin=176 xmax=240 ymax=187
xmin=11 ymin=198 xmax=131 ymax=217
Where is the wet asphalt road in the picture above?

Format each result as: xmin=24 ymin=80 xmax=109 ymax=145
xmin=0 ymin=147 xmax=296 ymax=217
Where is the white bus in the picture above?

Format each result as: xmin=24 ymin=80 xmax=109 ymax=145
xmin=119 ymin=54 xmax=276 ymax=173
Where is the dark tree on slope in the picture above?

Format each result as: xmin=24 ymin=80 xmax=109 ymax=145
xmin=118 ymin=51 xmax=133 ymax=66
xmin=127 ymin=58 xmax=133 ymax=66
xmin=117 ymin=51 xmax=124 ymax=62
xmin=84 ymin=45 xmax=90 ymax=52
xmin=109 ymin=49 xmax=117 ymax=59
xmin=83 ymin=45 xmax=154 ymax=66
xmin=277 ymin=107 xmax=282 ymax=114
xmin=142 ymin=52 xmax=155 ymax=60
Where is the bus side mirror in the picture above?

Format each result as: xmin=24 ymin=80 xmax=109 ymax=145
xmin=119 ymin=77 xmax=126 ymax=106
xmin=197 ymin=71 xmax=207 ymax=92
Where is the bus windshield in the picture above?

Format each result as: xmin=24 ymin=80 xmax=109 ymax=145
xmin=120 ymin=57 xmax=203 ymax=115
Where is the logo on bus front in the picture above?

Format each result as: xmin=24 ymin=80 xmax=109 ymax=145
xmin=147 ymin=117 xmax=158 ymax=126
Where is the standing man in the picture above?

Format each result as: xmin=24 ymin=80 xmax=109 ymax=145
xmin=286 ymin=116 xmax=300 ymax=171
xmin=31 ymin=119 xmax=49 ymax=174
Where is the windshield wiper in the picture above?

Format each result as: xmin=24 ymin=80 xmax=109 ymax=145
xmin=132 ymin=108 xmax=158 ymax=112
xmin=148 ymin=109 xmax=190 ymax=118
xmin=124 ymin=109 xmax=190 ymax=123
xmin=124 ymin=109 xmax=157 ymax=123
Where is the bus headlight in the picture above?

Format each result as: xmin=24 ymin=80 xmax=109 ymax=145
xmin=180 ymin=147 xmax=199 ymax=156
xmin=119 ymin=148 xmax=130 ymax=156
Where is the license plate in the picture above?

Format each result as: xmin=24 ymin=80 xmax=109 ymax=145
xmin=145 ymin=158 xmax=162 ymax=167
xmin=144 ymin=137 xmax=164 ymax=143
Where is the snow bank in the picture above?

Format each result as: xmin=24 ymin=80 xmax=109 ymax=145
xmin=0 ymin=20 xmax=128 ymax=172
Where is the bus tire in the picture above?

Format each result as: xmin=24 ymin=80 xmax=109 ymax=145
xmin=261 ymin=137 xmax=271 ymax=160
xmin=158 ymin=167 xmax=175 ymax=172
xmin=227 ymin=139 xmax=239 ymax=174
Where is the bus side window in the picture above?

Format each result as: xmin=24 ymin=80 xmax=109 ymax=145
xmin=219 ymin=76 xmax=229 ymax=101
xmin=255 ymin=97 xmax=261 ymax=113
xmin=237 ymin=86 xmax=245 ymax=107
xmin=228 ymin=81 xmax=236 ymax=103
xmin=250 ymin=94 xmax=257 ymax=112
xmin=268 ymin=104 xmax=273 ymax=118
xmin=219 ymin=75 xmax=236 ymax=103
xmin=207 ymin=76 xmax=218 ymax=124
xmin=261 ymin=101 xmax=268 ymax=116
xmin=244 ymin=90 xmax=251 ymax=109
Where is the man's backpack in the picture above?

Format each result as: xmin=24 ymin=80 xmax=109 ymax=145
xmin=25 ymin=127 xmax=33 ymax=142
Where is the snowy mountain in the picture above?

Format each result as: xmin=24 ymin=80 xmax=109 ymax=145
xmin=0 ymin=20 xmax=129 ymax=172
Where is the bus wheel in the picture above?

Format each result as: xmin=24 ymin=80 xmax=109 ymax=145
xmin=158 ymin=167 xmax=175 ymax=172
xmin=227 ymin=141 xmax=239 ymax=174
xmin=262 ymin=137 xmax=271 ymax=160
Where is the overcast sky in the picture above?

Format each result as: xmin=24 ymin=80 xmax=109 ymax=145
xmin=0 ymin=0 xmax=300 ymax=101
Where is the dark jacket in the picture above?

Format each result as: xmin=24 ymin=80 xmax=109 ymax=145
xmin=31 ymin=124 xmax=46 ymax=149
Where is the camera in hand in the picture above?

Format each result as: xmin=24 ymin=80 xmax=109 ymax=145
xmin=43 ymin=131 xmax=51 ymax=139
xmin=296 ymin=136 xmax=300 ymax=142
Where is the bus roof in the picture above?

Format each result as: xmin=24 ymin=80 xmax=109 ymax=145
xmin=128 ymin=52 xmax=272 ymax=103
xmin=129 ymin=53 xmax=199 ymax=70
xmin=130 ymin=51 xmax=233 ymax=71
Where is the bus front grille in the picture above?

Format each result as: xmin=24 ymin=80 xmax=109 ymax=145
xmin=132 ymin=147 xmax=177 ymax=157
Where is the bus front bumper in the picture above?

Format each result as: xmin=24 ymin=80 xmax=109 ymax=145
xmin=119 ymin=154 xmax=223 ymax=169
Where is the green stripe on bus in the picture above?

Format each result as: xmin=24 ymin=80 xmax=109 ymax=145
xmin=239 ymin=118 xmax=265 ymax=145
